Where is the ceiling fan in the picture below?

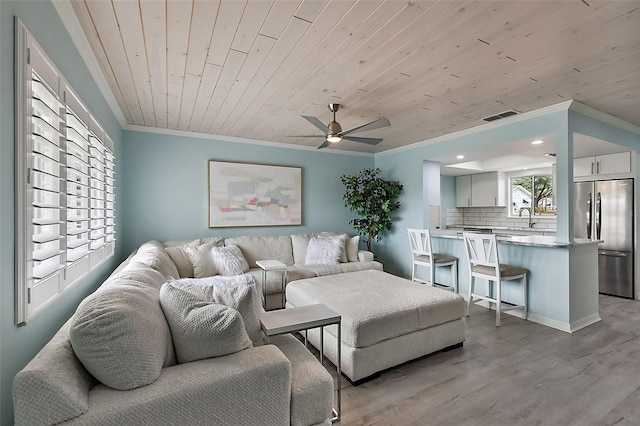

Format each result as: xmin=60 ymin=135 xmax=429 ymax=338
xmin=298 ymin=104 xmax=391 ymax=149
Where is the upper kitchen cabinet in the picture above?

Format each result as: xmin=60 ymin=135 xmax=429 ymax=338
xmin=574 ymin=152 xmax=631 ymax=178
xmin=455 ymin=175 xmax=471 ymax=207
xmin=456 ymin=172 xmax=506 ymax=207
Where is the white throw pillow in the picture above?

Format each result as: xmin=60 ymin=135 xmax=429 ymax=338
xmin=304 ymin=237 xmax=343 ymax=265
xmin=159 ymin=284 xmax=252 ymax=363
xmin=168 ymin=275 xmax=267 ymax=346
xmin=318 ymin=233 xmax=348 ymax=262
xmin=211 ymin=244 xmax=249 ymax=276
xmin=185 ymin=242 xmax=220 ymax=278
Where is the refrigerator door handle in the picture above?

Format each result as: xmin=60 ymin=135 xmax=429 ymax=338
xmin=586 ymin=192 xmax=592 ymax=239
xmin=596 ymin=192 xmax=602 ymax=240
xmin=598 ymin=251 xmax=628 ymax=257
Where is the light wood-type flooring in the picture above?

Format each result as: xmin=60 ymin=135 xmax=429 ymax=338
xmin=322 ymin=295 xmax=640 ymax=426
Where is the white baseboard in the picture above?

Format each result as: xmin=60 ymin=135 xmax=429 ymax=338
xmin=468 ymin=299 xmax=601 ymax=333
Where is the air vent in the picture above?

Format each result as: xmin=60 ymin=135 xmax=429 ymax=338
xmin=482 ymin=110 xmax=519 ymax=122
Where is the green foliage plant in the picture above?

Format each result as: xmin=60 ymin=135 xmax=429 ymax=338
xmin=340 ymin=168 xmax=403 ymax=252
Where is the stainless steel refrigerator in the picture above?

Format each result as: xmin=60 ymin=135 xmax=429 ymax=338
xmin=574 ymin=179 xmax=634 ymax=298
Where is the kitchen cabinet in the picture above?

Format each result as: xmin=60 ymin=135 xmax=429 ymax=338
xmin=574 ymin=152 xmax=631 ymax=178
xmin=456 ymin=172 xmax=505 ymax=207
xmin=455 ymin=175 xmax=471 ymax=207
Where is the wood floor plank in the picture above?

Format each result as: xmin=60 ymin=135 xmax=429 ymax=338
xmin=316 ymin=294 xmax=640 ymax=425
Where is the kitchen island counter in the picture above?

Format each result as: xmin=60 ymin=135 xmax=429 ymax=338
xmin=429 ymin=230 xmax=600 ymax=333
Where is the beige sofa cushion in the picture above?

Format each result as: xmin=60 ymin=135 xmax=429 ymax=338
xmin=132 ymin=241 xmax=180 ymax=279
xmin=346 ymin=235 xmax=360 ymax=262
xmin=160 ymin=283 xmax=252 ymax=363
xmin=185 ymin=242 xmax=221 ymax=278
xmin=169 ymin=275 xmax=267 ymax=346
xmin=165 ymin=239 xmax=201 ymax=278
xmin=226 ymin=235 xmax=294 ymax=267
xmin=69 ymin=282 xmax=176 ymax=390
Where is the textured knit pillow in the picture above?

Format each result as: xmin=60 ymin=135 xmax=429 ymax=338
xmin=210 ymin=244 xmax=249 ymax=276
xmin=185 ymin=242 xmax=220 ymax=278
xmin=70 ymin=284 xmax=176 ymax=390
xmin=304 ymin=237 xmax=343 ymax=265
xmin=159 ymin=284 xmax=252 ymax=363
xmin=168 ymin=275 xmax=267 ymax=346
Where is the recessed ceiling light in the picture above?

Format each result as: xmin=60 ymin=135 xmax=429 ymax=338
xmin=531 ymin=140 xmax=544 ymax=145
xmin=457 ymin=155 xmax=464 ymax=159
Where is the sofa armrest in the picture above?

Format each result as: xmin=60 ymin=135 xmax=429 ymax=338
xmin=66 ymin=345 xmax=291 ymax=425
xmin=358 ymin=250 xmax=374 ymax=262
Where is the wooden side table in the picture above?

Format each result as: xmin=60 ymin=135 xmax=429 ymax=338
xmin=259 ymin=304 xmax=342 ymax=423
xmin=256 ymin=259 xmax=287 ymax=309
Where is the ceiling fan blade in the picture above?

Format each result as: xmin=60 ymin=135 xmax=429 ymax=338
xmin=289 ymin=135 xmax=327 ymax=138
xmin=302 ymin=115 xmax=328 ymax=133
xmin=341 ymin=117 xmax=390 ymax=136
xmin=317 ymin=140 xmax=330 ymax=150
xmin=343 ymin=136 xmax=383 ymax=145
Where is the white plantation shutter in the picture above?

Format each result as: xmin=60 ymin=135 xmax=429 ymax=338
xmin=16 ymin=21 xmax=116 ymax=324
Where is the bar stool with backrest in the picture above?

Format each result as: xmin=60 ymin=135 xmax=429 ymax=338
xmin=407 ymin=228 xmax=458 ymax=292
xmin=463 ymin=232 xmax=528 ymax=326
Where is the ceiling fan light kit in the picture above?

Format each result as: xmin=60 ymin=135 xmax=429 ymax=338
xmin=299 ymin=103 xmax=391 ymax=149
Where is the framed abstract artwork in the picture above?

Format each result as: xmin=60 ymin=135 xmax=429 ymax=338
xmin=208 ymin=161 xmax=302 ymax=227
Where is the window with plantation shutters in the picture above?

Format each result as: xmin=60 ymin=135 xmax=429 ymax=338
xmin=16 ymin=20 xmax=116 ymax=324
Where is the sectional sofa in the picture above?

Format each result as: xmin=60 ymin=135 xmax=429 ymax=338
xmin=13 ymin=232 xmax=381 ymax=425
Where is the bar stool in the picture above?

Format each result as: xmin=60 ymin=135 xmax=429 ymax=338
xmin=463 ymin=232 xmax=528 ymax=326
xmin=407 ymin=228 xmax=458 ymax=292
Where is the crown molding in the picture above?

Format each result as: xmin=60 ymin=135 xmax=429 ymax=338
xmin=125 ymin=125 xmax=375 ymax=157
xmin=52 ymin=0 xmax=127 ymax=127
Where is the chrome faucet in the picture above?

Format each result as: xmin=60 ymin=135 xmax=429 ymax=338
xmin=518 ymin=207 xmax=536 ymax=228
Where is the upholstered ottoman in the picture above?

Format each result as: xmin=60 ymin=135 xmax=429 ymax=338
xmin=286 ymin=269 xmax=465 ymax=383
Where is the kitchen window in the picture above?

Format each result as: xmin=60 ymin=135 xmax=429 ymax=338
xmin=15 ymin=21 xmax=115 ymax=324
xmin=509 ymin=175 xmax=556 ymax=218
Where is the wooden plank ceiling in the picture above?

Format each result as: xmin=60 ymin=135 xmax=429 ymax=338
xmin=70 ymin=0 xmax=640 ymax=153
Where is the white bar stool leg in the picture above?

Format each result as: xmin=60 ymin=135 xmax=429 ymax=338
xmin=496 ymin=279 xmax=502 ymax=327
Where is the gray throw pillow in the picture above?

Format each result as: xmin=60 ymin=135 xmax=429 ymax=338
xmin=160 ymin=284 xmax=252 ymax=363
xmin=168 ymin=275 xmax=267 ymax=346
xmin=304 ymin=237 xmax=343 ymax=265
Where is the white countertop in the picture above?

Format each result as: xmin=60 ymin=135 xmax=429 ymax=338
xmin=432 ymin=229 xmax=599 ymax=248
xmin=447 ymin=225 xmax=557 ymax=234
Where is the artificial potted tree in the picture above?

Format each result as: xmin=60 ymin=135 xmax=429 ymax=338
xmin=341 ymin=168 xmax=403 ymax=252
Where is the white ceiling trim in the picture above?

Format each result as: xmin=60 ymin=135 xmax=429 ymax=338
xmin=124 ymin=124 xmax=375 ymax=158
xmin=377 ymin=101 xmax=574 ymax=157
xmin=52 ymin=0 xmax=127 ymax=127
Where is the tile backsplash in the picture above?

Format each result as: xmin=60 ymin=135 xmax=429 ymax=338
xmin=446 ymin=207 xmax=556 ymax=229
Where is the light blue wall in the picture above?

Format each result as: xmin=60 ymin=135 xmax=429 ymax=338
xmin=121 ymin=130 xmax=374 ymax=255
xmin=0 ymin=2 xmax=123 ymax=424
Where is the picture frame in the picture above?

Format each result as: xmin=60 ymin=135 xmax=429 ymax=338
xmin=208 ymin=160 xmax=302 ymax=228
